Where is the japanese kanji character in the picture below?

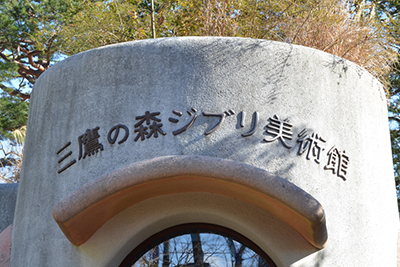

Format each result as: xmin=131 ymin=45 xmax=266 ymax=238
xmin=264 ymin=114 xmax=293 ymax=148
xmin=135 ymin=111 xmax=161 ymax=126
xmin=169 ymin=108 xmax=198 ymax=136
xmin=134 ymin=125 xmax=148 ymax=141
xmin=297 ymin=129 xmax=326 ymax=163
xmin=239 ymin=111 xmax=259 ymax=137
xmin=134 ymin=111 xmax=166 ymax=141
xmin=56 ymin=141 xmax=76 ymax=174
xmin=325 ymin=146 xmax=349 ymax=181
xmin=78 ymin=127 xmax=104 ymax=160
xmin=203 ymin=109 xmax=235 ymax=135
xmin=147 ymin=121 xmax=166 ymax=138
xmin=108 ymin=124 xmax=129 ymax=144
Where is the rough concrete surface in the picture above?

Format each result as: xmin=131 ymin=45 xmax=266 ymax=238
xmin=0 ymin=184 xmax=18 ymax=233
xmin=10 ymin=37 xmax=398 ymax=267
xmin=396 ymin=225 xmax=400 ymax=267
xmin=0 ymin=225 xmax=12 ymax=267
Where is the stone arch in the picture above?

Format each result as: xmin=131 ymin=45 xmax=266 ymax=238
xmin=52 ymin=155 xmax=327 ymax=248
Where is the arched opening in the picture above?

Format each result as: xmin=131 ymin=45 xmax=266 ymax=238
xmin=53 ymin=155 xmax=327 ymax=249
xmin=119 ymin=223 xmax=277 ymax=267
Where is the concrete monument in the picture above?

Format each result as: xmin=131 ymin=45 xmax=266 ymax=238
xmin=8 ymin=37 xmax=398 ymax=266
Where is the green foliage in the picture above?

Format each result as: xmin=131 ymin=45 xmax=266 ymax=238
xmin=0 ymin=0 xmax=81 ymax=140
xmin=389 ymin=63 xmax=400 ymax=210
xmin=0 ymin=0 xmax=75 ymax=87
xmin=58 ymin=0 xmax=176 ymax=54
xmin=368 ymin=0 xmax=400 ymax=210
xmin=0 ymin=95 xmax=28 ymax=141
xmin=61 ymin=0 xmax=141 ymax=54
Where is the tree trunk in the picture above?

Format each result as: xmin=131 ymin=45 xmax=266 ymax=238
xmin=190 ymin=233 xmax=204 ymax=267
xmin=151 ymin=0 xmax=156 ymax=38
xmin=162 ymin=240 xmax=170 ymax=267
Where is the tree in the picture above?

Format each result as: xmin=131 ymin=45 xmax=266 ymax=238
xmin=57 ymin=0 xmax=175 ymax=55
xmin=0 ymin=0 xmax=84 ymax=182
xmin=0 ymin=0 xmax=85 ymax=136
xmin=0 ymin=95 xmax=28 ymax=140
xmin=371 ymin=0 xmax=400 ymax=209
xmin=131 ymin=232 xmax=270 ymax=267
xmin=58 ymin=0 xmax=396 ymax=85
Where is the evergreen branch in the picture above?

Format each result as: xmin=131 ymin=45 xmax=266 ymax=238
xmin=389 ymin=116 xmax=400 ymax=124
xmin=390 ymin=88 xmax=400 ymax=96
xmin=0 ymin=51 xmax=10 ymax=62
xmin=45 ymin=34 xmax=56 ymax=55
xmin=0 ymin=84 xmax=30 ymax=101
xmin=14 ymin=60 xmax=42 ymax=78
xmin=16 ymin=69 xmax=36 ymax=85
xmin=19 ymin=38 xmax=35 ymax=45
xmin=19 ymin=48 xmax=46 ymax=72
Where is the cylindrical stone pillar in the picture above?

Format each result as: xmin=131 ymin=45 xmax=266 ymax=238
xmin=10 ymin=37 xmax=398 ymax=267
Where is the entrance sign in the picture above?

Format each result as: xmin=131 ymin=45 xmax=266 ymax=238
xmin=56 ymin=111 xmax=349 ymax=180
xmin=10 ymin=37 xmax=398 ymax=267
